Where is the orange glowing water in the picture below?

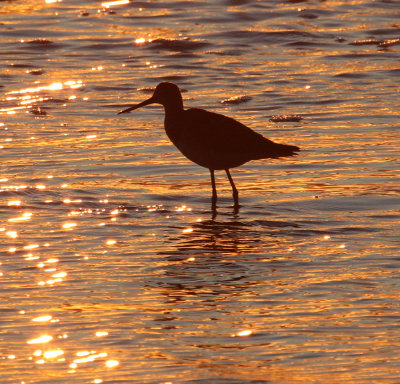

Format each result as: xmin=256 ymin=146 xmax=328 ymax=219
xmin=1 ymin=1 xmax=400 ymax=383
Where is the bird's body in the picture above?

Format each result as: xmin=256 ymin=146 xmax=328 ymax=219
xmin=165 ymin=107 xmax=298 ymax=170
xmin=118 ymin=82 xmax=299 ymax=209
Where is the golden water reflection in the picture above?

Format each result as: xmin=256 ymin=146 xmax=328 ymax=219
xmin=102 ymin=0 xmax=129 ymax=8
xmin=2 ymin=192 xmax=399 ymax=383
xmin=1 ymin=80 xmax=84 ymax=115
xmin=1 ymin=0 xmax=399 ymax=382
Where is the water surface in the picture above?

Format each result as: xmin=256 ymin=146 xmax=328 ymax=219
xmin=1 ymin=0 xmax=400 ymax=383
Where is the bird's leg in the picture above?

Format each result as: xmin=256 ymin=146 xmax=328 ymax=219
xmin=225 ymin=169 xmax=239 ymax=208
xmin=210 ymin=169 xmax=217 ymax=210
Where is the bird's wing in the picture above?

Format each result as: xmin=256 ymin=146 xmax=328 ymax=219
xmin=186 ymin=108 xmax=271 ymax=147
xmin=170 ymin=108 xmax=280 ymax=169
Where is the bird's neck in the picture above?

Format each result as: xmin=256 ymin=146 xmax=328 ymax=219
xmin=161 ymin=94 xmax=185 ymax=143
xmin=163 ymin=104 xmax=185 ymax=144
xmin=162 ymin=98 xmax=184 ymax=117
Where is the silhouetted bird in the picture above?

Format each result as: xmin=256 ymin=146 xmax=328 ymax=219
xmin=118 ymin=82 xmax=299 ymax=209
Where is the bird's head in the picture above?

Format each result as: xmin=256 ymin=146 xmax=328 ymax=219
xmin=118 ymin=82 xmax=183 ymax=114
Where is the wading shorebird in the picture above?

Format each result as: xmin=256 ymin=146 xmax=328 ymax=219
xmin=118 ymin=82 xmax=299 ymax=209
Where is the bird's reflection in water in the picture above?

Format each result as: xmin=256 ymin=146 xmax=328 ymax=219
xmin=150 ymin=210 xmax=289 ymax=304
xmin=163 ymin=213 xmax=261 ymax=259
xmin=144 ymin=211 xmax=299 ymax=349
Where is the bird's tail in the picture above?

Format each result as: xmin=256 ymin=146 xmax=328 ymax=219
xmin=255 ymin=139 xmax=299 ymax=159
xmin=273 ymin=143 xmax=300 ymax=157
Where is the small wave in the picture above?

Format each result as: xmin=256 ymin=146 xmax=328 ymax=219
xmin=224 ymin=0 xmax=258 ymax=6
xmin=8 ymin=63 xmax=36 ymax=69
xmin=324 ymin=52 xmax=389 ymax=60
xmin=205 ymin=49 xmax=244 ymax=56
xmin=136 ymin=86 xmax=188 ymax=94
xmin=350 ymin=39 xmax=380 ymax=46
xmin=22 ymin=38 xmax=63 ymax=50
xmin=386 ymin=68 xmax=400 ymax=77
xmin=220 ymin=95 xmax=252 ymax=105
xmin=207 ymin=29 xmax=328 ymax=44
xmin=26 ymin=69 xmax=44 ymax=75
xmin=285 ymin=40 xmax=325 ymax=47
xmin=379 ymin=38 xmax=400 ymax=48
xmin=269 ymin=115 xmax=302 ymax=123
xmin=334 ymin=72 xmax=368 ymax=79
xmin=298 ymin=12 xmax=319 ymax=20
xmin=369 ymin=28 xmax=400 ymax=36
xmin=28 ymin=38 xmax=52 ymax=44
xmin=145 ymin=37 xmax=209 ymax=52
xmin=137 ymin=87 xmax=156 ymax=94
xmin=350 ymin=38 xmax=400 ymax=48
xmin=29 ymin=107 xmax=47 ymax=116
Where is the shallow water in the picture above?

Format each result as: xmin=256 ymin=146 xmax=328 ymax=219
xmin=1 ymin=0 xmax=400 ymax=383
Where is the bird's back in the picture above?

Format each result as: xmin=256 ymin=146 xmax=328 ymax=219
xmin=165 ymin=108 xmax=299 ymax=170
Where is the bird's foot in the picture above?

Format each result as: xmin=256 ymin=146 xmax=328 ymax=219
xmin=232 ymin=193 xmax=239 ymax=211
xmin=233 ymin=202 xmax=240 ymax=214
xmin=211 ymin=193 xmax=217 ymax=210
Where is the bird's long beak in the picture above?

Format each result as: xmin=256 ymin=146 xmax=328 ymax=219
xmin=117 ymin=97 xmax=155 ymax=114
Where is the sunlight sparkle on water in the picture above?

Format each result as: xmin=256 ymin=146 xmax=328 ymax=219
xmin=232 ymin=330 xmax=253 ymax=337
xmin=176 ymin=205 xmax=192 ymax=212
xmin=38 ymin=278 xmax=62 ymax=286
xmin=2 ymin=80 xmax=84 ymax=114
xmin=43 ymin=349 xmax=64 ymax=359
xmin=52 ymin=272 xmax=67 ymax=278
xmin=9 ymin=82 xmax=62 ymax=94
xmin=32 ymin=315 xmax=53 ymax=322
xmin=62 ymin=222 xmax=77 ymax=230
xmin=8 ymin=212 xmax=32 ymax=222
xmin=102 ymin=0 xmax=129 ymax=8
xmin=45 ymin=258 xmax=59 ymax=264
xmin=135 ymin=38 xmax=153 ymax=44
xmin=1 ymin=184 xmax=27 ymax=192
xmin=27 ymin=335 xmax=53 ymax=344
xmin=63 ymin=198 xmax=82 ymax=204
xmin=105 ymin=359 xmax=119 ymax=368
xmin=70 ymin=351 xmax=110 ymax=369
xmin=8 ymin=200 xmax=21 ymax=207
xmin=24 ymin=244 xmax=39 ymax=250
xmin=95 ymin=331 xmax=109 ymax=337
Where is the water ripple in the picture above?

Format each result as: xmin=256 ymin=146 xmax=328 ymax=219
xmin=1 ymin=0 xmax=400 ymax=383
